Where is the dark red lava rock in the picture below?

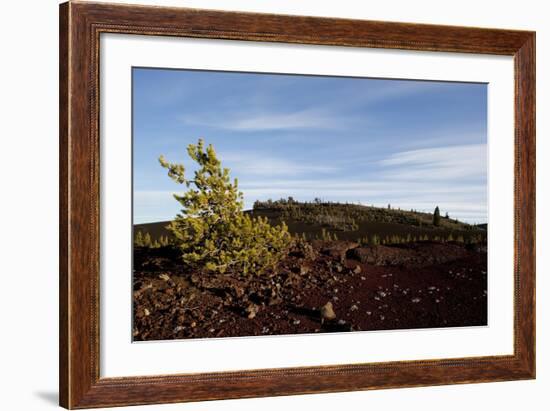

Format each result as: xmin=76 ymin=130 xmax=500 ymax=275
xmin=318 ymin=241 xmax=360 ymax=263
xmin=133 ymin=240 xmax=487 ymax=341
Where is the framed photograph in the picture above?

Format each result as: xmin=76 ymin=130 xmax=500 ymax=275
xmin=59 ymin=1 xmax=535 ymax=408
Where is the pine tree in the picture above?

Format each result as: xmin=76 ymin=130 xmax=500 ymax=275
xmin=159 ymin=139 xmax=291 ymax=276
xmin=433 ymin=206 xmax=441 ymax=227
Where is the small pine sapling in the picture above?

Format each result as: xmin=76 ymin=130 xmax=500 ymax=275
xmin=134 ymin=231 xmax=144 ymax=247
xmin=143 ymin=232 xmax=152 ymax=248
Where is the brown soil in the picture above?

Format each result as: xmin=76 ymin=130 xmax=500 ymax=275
xmin=133 ymin=241 xmax=487 ymax=341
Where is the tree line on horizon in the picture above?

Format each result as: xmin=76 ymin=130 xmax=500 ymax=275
xmin=252 ymin=198 xmax=477 ymax=230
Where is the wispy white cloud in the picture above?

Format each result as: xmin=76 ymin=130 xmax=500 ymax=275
xmin=220 ymin=151 xmax=338 ymax=176
xmin=181 ymin=108 xmax=357 ymax=131
xmin=379 ymin=144 xmax=486 ymax=181
xmin=399 ymin=131 xmax=486 ymax=150
xmin=346 ymin=80 xmax=442 ymax=107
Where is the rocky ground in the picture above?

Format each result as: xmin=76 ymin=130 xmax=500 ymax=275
xmin=133 ymin=240 xmax=487 ymax=341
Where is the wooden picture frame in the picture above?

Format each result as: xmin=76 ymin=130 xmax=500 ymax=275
xmin=59 ymin=1 xmax=535 ymax=408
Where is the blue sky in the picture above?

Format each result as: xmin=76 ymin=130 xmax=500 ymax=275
xmin=133 ymin=68 xmax=487 ymax=224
